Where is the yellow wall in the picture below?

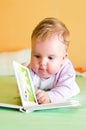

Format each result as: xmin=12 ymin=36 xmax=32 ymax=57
xmin=0 ymin=0 xmax=86 ymax=69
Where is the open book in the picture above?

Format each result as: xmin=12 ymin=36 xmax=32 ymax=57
xmin=0 ymin=61 xmax=80 ymax=112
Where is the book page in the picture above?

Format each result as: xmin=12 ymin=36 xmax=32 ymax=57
xmin=13 ymin=61 xmax=38 ymax=107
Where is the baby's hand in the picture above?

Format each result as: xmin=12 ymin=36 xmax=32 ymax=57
xmin=36 ymin=89 xmax=51 ymax=104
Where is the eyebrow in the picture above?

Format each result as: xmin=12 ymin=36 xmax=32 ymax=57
xmin=48 ymin=54 xmax=56 ymax=57
xmin=32 ymin=51 xmax=57 ymax=57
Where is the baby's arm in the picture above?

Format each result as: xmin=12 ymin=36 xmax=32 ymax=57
xmin=47 ymin=69 xmax=80 ymax=103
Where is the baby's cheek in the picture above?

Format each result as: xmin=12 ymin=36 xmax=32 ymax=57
xmin=48 ymin=65 xmax=59 ymax=74
xmin=31 ymin=58 xmax=40 ymax=72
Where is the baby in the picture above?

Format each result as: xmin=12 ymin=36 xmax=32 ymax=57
xmin=28 ymin=17 xmax=80 ymax=104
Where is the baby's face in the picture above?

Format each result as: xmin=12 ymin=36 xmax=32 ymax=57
xmin=31 ymin=35 xmax=67 ymax=78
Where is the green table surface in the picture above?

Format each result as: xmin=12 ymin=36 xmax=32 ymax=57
xmin=0 ymin=76 xmax=86 ymax=130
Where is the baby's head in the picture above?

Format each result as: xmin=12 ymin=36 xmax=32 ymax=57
xmin=30 ymin=17 xmax=70 ymax=78
xmin=31 ymin=17 xmax=70 ymax=49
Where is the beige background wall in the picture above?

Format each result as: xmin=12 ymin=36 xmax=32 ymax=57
xmin=0 ymin=0 xmax=86 ymax=70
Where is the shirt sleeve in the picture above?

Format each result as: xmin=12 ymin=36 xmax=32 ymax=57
xmin=47 ymin=59 xmax=80 ymax=103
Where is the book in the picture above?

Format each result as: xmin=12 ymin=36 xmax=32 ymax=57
xmin=0 ymin=61 xmax=80 ymax=112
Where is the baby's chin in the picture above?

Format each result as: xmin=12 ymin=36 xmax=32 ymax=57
xmin=37 ymin=73 xmax=52 ymax=79
xmin=33 ymin=69 xmax=53 ymax=79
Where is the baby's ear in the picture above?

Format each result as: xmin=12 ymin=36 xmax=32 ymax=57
xmin=58 ymin=31 xmax=64 ymax=43
xmin=63 ymin=52 xmax=68 ymax=60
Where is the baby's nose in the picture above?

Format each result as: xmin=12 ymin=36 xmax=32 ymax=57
xmin=39 ymin=58 xmax=47 ymax=66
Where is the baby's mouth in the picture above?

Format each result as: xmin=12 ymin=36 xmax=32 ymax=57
xmin=39 ymin=68 xmax=46 ymax=74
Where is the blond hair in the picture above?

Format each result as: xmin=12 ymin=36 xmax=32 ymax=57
xmin=31 ymin=17 xmax=70 ymax=47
